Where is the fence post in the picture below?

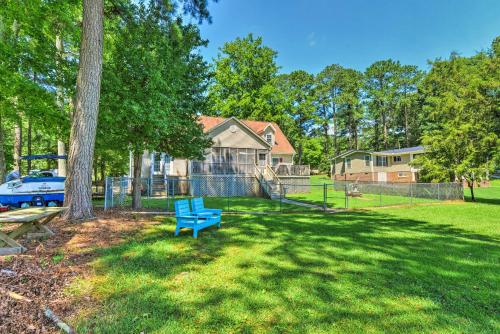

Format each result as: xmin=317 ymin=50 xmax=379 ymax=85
xmin=279 ymin=186 xmax=282 ymax=213
xmin=437 ymin=183 xmax=440 ymax=200
xmin=344 ymin=182 xmax=348 ymax=209
xmin=110 ymin=177 xmax=114 ymax=208
xmin=410 ymin=182 xmax=413 ymax=205
xmin=166 ymin=178 xmax=170 ymax=212
xmin=104 ymin=177 xmax=108 ymax=210
xmin=379 ymin=185 xmax=382 ymax=207
xmin=227 ymin=177 xmax=230 ymax=213
xmin=323 ymin=183 xmax=327 ymax=211
xmin=148 ymin=177 xmax=152 ymax=198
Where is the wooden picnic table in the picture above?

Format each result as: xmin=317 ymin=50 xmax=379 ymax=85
xmin=0 ymin=207 xmax=65 ymax=256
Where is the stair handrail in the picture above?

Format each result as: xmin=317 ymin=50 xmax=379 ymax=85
xmin=254 ymin=164 xmax=272 ymax=198
xmin=265 ymin=164 xmax=282 ymax=194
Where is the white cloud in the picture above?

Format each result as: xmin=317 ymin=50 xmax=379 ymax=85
xmin=307 ymin=32 xmax=317 ymax=47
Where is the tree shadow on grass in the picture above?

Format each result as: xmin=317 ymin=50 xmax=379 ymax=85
xmin=75 ymin=211 xmax=500 ymax=333
xmin=464 ymin=186 xmax=500 ymax=205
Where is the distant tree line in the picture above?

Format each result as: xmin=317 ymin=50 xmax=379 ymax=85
xmin=207 ymin=34 xmax=500 ymax=190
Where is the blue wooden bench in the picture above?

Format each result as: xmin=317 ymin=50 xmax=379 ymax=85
xmin=174 ymin=199 xmax=220 ymax=238
xmin=191 ymin=197 xmax=222 ymax=219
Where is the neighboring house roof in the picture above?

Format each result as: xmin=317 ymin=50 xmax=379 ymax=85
xmin=198 ymin=115 xmax=296 ymax=154
xmin=332 ymin=150 xmax=373 ymax=160
xmin=332 ymin=146 xmax=425 ymax=160
xmin=377 ymin=146 xmax=425 ymax=155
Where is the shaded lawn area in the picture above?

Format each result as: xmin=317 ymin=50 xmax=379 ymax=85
xmin=70 ymin=201 xmax=499 ymax=333
xmin=94 ymin=195 xmax=317 ymax=212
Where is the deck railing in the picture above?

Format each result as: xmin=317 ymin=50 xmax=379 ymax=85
xmin=272 ymin=164 xmax=310 ymax=176
xmin=191 ymin=162 xmax=256 ymax=175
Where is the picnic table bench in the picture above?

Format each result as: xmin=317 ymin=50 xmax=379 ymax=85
xmin=0 ymin=207 xmax=65 ymax=256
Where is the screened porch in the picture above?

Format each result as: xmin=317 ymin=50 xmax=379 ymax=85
xmin=191 ymin=147 xmax=269 ymax=175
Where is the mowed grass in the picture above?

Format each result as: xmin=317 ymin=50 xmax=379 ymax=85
xmin=71 ymin=187 xmax=500 ymax=333
xmin=288 ymin=175 xmax=438 ymax=209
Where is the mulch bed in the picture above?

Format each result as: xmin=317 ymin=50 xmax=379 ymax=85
xmin=0 ymin=210 xmax=159 ymax=333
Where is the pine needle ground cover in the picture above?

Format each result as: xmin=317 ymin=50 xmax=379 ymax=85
xmin=71 ymin=189 xmax=499 ymax=333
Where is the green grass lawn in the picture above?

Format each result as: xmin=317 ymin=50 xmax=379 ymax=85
xmin=72 ymin=187 xmax=500 ymax=333
xmin=94 ymin=195 xmax=317 ymax=212
xmin=289 ymin=176 xmax=438 ymax=209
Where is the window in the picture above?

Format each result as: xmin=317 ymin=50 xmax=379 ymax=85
xmin=346 ymin=158 xmax=351 ymax=168
xmin=394 ymin=156 xmax=402 ymax=162
xmin=266 ymin=134 xmax=273 ymax=144
xmin=272 ymin=157 xmax=279 ymax=166
xmin=364 ymin=155 xmax=371 ymax=166
xmin=259 ymin=153 xmax=267 ymax=161
xmin=398 ymin=172 xmax=408 ymax=178
xmin=375 ymin=156 xmax=388 ymax=167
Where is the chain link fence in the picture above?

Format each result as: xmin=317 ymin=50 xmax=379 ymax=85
xmin=282 ymin=180 xmax=464 ymax=210
xmin=100 ymin=176 xmax=465 ymax=213
xmin=101 ymin=176 xmax=315 ymax=213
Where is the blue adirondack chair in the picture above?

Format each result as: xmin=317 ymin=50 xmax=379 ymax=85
xmin=174 ymin=199 xmax=220 ymax=238
xmin=191 ymin=197 xmax=222 ymax=221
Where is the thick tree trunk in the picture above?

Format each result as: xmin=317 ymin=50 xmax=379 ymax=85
xmin=63 ymin=0 xmax=104 ymax=221
xmin=132 ymin=151 xmax=142 ymax=209
xmin=56 ymin=34 xmax=67 ymax=177
xmin=13 ymin=118 xmax=22 ymax=174
xmin=0 ymin=114 xmax=6 ymax=182
xmin=57 ymin=141 xmax=66 ymax=176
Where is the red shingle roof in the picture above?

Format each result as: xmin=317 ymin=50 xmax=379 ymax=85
xmin=198 ymin=115 xmax=296 ymax=155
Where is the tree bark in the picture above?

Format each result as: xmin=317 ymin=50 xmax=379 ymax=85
xmin=468 ymin=181 xmax=475 ymax=201
xmin=322 ymin=105 xmax=329 ymax=155
xmin=63 ymin=0 xmax=104 ymax=221
xmin=0 ymin=113 xmax=6 ymax=182
xmin=382 ymin=112 xmax=388 ymax=150
xmin=132 ymin=151 xmax=142 ymax=209
xmin=57 ymin=141 xmax=66 ymax=176
xmin=56 ymin=34 xmax=67 ymax=177
xmin=13 ymin=117 xmax=22 ymax=174
xmin=404 ymin=103 xmax=410 ymax=147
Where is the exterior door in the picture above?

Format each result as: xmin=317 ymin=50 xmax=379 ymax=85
xmin=377 ymin=172 xmax=387 ymax=182
xmin=153 ymin=152 xmax=163 ymax=175
xmin=258 ymin=152 xmax=267 ymax=167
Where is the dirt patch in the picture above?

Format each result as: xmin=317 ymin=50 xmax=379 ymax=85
xmin=0 ymin=210 xmax=161 ymax=333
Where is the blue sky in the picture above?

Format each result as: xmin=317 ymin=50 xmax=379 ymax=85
xmin=197 ymin=0 xmax=500 ymax=74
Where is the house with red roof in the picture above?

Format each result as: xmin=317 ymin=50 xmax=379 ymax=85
xmin=130 ymin=116 xmax=309 ymax=184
